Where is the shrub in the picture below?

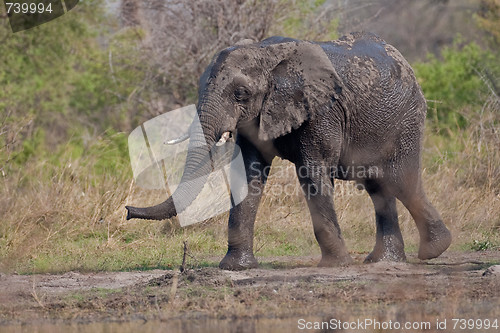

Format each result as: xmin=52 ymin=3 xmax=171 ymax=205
xmin=414 ymin=39 xmax=498 ymax=130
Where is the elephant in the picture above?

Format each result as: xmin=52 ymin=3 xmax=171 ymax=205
xmin=126 ymin=32 xmax=452 ymax=270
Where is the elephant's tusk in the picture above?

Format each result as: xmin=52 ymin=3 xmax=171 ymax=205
xmin=216 ymin=131 xmax=231 ymax=146
xmin=165 ymin=132 xmax=189 ymax=145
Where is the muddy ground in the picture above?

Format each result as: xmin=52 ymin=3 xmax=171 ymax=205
xmin=1 ymin=251 xmax=499 ymax=332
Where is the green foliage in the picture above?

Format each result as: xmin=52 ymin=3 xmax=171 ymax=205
xmin=0 ymin=1 xmax=110 ymax=121
xmin=414 ymin=40 xmax=496 ymax=130
xmin=13 ymin=128 xmax=46 ymax=165
xmin=53 ymin=130 xmax=132 ymax=181
xmin=0 ymin=2 xmax=104 ymax=164
xmin=0 ymin=1 xmax=149 ymax=181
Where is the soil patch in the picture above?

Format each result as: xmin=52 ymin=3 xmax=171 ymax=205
xmin=0 ymin=251 xmax=499 ymax=332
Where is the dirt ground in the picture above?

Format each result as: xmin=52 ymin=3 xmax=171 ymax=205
xmin=1 ymin=251 xmax=499 ymax=332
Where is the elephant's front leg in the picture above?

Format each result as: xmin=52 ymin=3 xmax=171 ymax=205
xmin=219 ymin=137 xmax=270 ymax=271
xmin=296 ymin=165 xmax=353 ymax=266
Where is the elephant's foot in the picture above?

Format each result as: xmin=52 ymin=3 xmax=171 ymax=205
xmin=318 ymin=253 xmax=353 ymax=267
xmin=418 ymin=221 xmax=452 ymax=260
xmin=364 ymin=249 xmax=406 ymax=263
xmin=364 ymin=235 xmax=406 ymax=263
xmin=219 ymin=250 xmax=258 ymax=271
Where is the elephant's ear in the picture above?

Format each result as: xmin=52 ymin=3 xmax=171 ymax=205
xmin=258 ymin=42 xmax=342 ymax=141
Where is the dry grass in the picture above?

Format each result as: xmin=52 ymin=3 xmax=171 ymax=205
xmin=0 ymin=102 xmax=499 ymax=273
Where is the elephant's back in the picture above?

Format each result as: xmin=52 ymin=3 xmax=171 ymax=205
xmin=318 ymin=32 xmax=425 ymax=122
xmin=320 ymin=33 xmax=427 ymax=167
xmin=318 ymin=32 xmax=417 ymax=91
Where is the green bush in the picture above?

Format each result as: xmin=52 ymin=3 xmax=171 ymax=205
xmin=414 ymin=39 xmax=498 ymax=130
xmin=0 ymin=1 xmax=149 ymax=182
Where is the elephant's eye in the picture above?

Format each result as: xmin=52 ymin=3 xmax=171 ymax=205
xmin=234 ymin=86 xmax=250 ymax=101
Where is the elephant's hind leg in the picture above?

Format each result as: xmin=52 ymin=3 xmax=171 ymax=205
xmin=396 ymin=179 xmax=451 ymax=260
xmin=363 ymin=180 xmax=406 ymax=263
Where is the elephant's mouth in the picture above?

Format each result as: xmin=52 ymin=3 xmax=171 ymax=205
xmin=216 ymin=131 xmax=232 ymax=146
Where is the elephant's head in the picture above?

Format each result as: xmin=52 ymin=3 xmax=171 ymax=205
xmin=126 ymin=37 xmax=342 ymax=221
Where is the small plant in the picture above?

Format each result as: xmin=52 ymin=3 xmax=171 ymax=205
xmin=470 ymin=239 xmax=495 ymax=251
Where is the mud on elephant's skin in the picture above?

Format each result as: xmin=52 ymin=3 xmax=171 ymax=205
xmin=126 ymin=32 xmax=452 ymax=270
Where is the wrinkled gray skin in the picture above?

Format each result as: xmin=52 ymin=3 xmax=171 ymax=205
xmin=126 ymin=33 xmax=452 ymax=270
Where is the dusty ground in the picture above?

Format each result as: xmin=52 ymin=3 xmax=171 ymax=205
xmin=0 ymin=251 xmax=499 ymax=332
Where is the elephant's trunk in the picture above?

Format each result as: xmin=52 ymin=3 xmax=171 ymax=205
xmin=126 ymin=197 xmax=176 ymax=220
xmin=126 ymin=111 xmax=220 ymax=221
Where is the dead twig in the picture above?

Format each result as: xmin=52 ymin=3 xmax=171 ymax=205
xmin=31 ymin=279 xmax=45 ymax=309
xmin=180 ymin=240 xmax=188 ymax=273
xmin=255 ymin=240 xmax=268 ymax=254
